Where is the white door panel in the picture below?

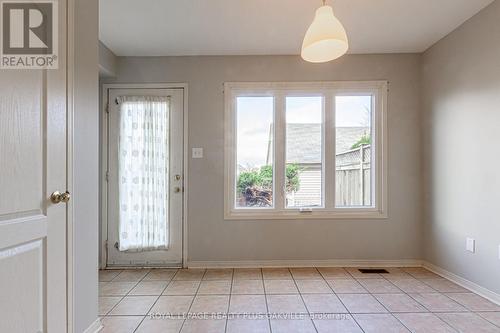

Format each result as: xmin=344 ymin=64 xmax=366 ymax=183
xmin=106 ymin=88 xmax=184 ymax=266
xmin=0 ymin=240 xmax=45 ymax=333
xmin=0 ymin=0 xmax=68 ymax=332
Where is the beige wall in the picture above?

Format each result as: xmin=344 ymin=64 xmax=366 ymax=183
xmin=103 ymin=54 xmax=423 ymax=263
xmin=99 ymin=41 xmax=117 ymax=78
xmin=422 ymin=0 xmax=500 ymax=294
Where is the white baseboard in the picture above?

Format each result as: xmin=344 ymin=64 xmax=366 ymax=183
xmin=422 ymin=261 xmax=500 ymax=306
xmin=83 ymin=318 xmax=102 ymax=333
xmin=187 ymin=259 xmax=423 ymax=269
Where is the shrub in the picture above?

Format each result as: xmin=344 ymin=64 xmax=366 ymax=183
xmin=351 ymin=135 xmax=371 ymax=149
xmin=285 ymin=164 xmax=301 ymax=193
xmin=236 ymin=164 xmax=302 ymax=197
xmin=237 ymin=171 xmax=262 ymax=195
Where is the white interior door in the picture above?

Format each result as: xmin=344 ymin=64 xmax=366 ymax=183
xmin=0 ymin=2 xmax=68 ymax=333
xmin=106 ymin=88 xmax=184 ymax=266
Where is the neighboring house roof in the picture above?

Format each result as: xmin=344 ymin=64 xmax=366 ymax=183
xmin=336 ymin=127 xmax=371 ymax=152
xmin=286 ymin=124 xmax=322 ymax=164
xmin=266 ymin=124 xmax=369 ymax=164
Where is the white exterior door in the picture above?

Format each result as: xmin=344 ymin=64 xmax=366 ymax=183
xmin=106 ymin=88 xmax=184 ymax=266
xmin=0 ymin=2 xmax=68 ymax=333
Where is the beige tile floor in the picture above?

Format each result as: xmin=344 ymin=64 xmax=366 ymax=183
xmin=98 ymin=267 xmax=500 ymax=333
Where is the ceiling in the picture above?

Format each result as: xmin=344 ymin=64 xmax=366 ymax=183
xmin=99 ymin=0 xmax=494 ymax=57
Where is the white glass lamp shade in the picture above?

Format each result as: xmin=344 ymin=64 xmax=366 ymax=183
xmin=301 ymin=5 xmax=349 ymax=63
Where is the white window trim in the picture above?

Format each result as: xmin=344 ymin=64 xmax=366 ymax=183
xmin=224 ymin=81 xmax=388 ymax=220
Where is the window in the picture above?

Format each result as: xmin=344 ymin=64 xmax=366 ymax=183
xmin=285 ymin=96 xmax=323 ymax=208
xmin=335 ymin=95 xmax=373 ymax=208
xmin=235 ymin=96 xmax=274 ymax=208
xmin=224 ymin=82 xmax=387 ymax=219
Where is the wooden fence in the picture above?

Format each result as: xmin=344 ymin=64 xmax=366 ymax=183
xmin=335 ymin=145 xmax=371 ymax=207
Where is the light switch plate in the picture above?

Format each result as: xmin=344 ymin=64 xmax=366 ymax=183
xmin=192 ymin=147 xmax=203 ymax=159
xmin=466 ymin=238 xmax=475 ymax=253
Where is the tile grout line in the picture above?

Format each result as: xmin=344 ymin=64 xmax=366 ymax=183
xmin=365 ymin=269 xmax=460 ymax=332
xmin=132 ymin=269 xmax=179 ymax=332
xmin=356 ymin=268 xmax=471 ymax=317
xmin=99 ymin=269 xmax=150 ymax=331
xmin=319 ymin=267 xmax=367 ymax=333
xmin=435 ymin=312 xmax=473 ymax=333
xmin=256 ymin=268 xmax=275 ymax=333
xmin=104 ymin=269 xmax=150 ymax=318
xmin=261 ymin=269 xmax=274 ymax=333
xmin=389 ymin=273 xmax=456 ymax=315
xmin=224 ymin=269 xmax=234 ymax=333
xmin=109 ymin=268 xmax=181 ymax=331
xmin=476 ymin=312 xmax=500 ymax=330
xmin=296 ymin=267 xmax=320 ymax=332
xmin=434 ymin=289 xmax=479 ymax=312
xmin=350 ymin=283 xmax=393 ymax=332
xmin=406 ymin=292 xmax=439 ymax=313
xmin=128 ymin=269 xmax=161 ymax=333
xmin=99 ymin=269 xmax=125 ymax=316
xmin=405 ymin=291 xmax=470 ymax=314
xmin=360 ymin=274 xmax=425 ymax=333
xmin=288 ymin=268 xmax=319 ymax=333
xmin=178 ymin=269 xmax=207 ymax=333
xmin=345 ymin=268 xmax=415 ymax=332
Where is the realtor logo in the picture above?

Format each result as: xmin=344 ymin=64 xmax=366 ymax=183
xmin=1 ymin=0 xmax=58 ymax=69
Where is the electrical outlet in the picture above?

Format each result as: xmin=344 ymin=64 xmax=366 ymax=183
xmin=192 ymin=148 xmax=203 ymax=159
xmin=466 ymin=238 xmax=475 ymax=253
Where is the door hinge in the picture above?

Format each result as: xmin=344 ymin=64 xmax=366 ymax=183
xmin=105 ymin=171 xmax=109 ymax=182
xmin=104 ymin=240 xmax=109 ymax=265
xmin=105 ymin=103 xmax=110 ymax=113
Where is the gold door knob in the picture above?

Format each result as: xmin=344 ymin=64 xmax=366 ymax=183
xmin=173 ymin=187 xmax=181 ymax=193
xmin=51 ymin=191 xmax=71 ymax=204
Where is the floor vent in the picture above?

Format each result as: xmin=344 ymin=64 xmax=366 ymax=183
xmin=359 ymin=268 xmax=389 ymax=274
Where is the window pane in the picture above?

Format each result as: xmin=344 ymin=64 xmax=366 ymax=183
xmin=235 ymin=97 xmax=274 ymax=208
xmin=335 ymin=96 xmax=373 ymax=207
xmin=285 ymin=96 xmax=323 ymax=208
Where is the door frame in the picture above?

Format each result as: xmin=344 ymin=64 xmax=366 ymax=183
xmin=100 ymin=83 xmax=189 ymax=269
xmin=67 ymin=0 xmax=75 ymax=330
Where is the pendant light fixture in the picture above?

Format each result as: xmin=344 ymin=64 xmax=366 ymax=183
xmin=301 ymin=0 xmax=349 ymax=63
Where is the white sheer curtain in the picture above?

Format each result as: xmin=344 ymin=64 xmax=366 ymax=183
xmin=118 ymin=96 xmax=170 ymax=252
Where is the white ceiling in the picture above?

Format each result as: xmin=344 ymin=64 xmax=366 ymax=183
xmin=99 ymin=0 xmax=494 ymax=57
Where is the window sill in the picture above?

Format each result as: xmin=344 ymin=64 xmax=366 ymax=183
xmin=224 ymin=209 xmax=388 ymax=220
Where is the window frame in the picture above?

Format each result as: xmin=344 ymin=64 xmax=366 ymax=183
xmin=224 ymin=81 xmax=388 ymax=220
